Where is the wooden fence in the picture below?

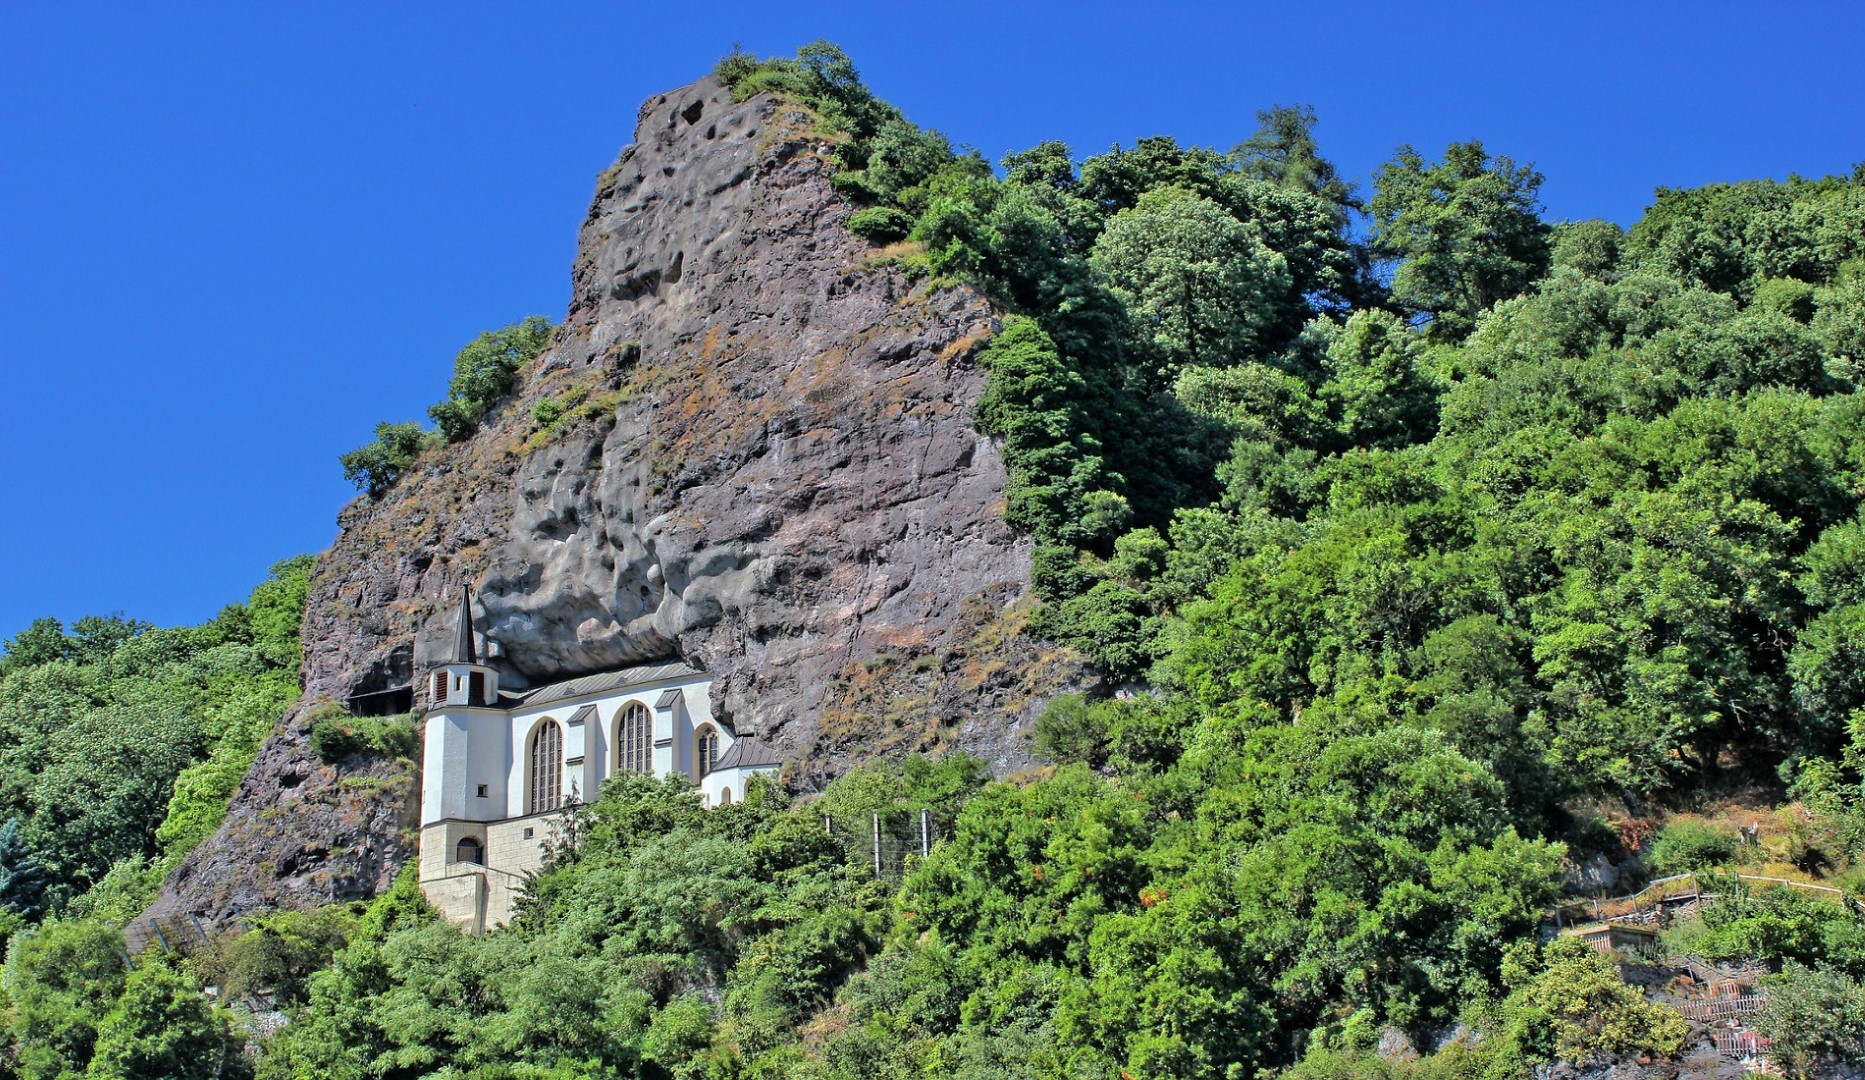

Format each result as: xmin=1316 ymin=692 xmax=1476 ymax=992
xmin=1676 ymin=994 xmax=1763 ymax=1021
xmin=1552 ymin=870 xmax=1857 ymax=932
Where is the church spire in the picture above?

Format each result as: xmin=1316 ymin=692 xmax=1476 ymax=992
xmin=452 ymin=586 xmax=477 ymax=665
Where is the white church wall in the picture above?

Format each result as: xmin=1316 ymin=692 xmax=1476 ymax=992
xmin=700 ymin=764 xmax=776 ymax=806
xmin=421 ymin=663 xmax=739 ymax=931
xmin=422 ymin=708 xmax=513 ymax=823
xmin=499 ymin=668 xmax=715 ymax=810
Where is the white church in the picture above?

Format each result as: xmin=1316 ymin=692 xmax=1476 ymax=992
xmin=418 ymin=589 xmax=782 ymax=932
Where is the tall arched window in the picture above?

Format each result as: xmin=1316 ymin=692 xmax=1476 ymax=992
xmin=529 ymin=719 xmax=563 ymax=814
xmin=694 ymin=725 xmax=721 ymax=780
xmin=616 ymin=702 xmax=652 ymax=775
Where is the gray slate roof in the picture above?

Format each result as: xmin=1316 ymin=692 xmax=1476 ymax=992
xmin=515 ymin=661 xmax=703 ymax=710
xmin=714 ymin=738 xmax=784 ymax=771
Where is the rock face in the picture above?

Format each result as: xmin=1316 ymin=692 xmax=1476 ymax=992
xmin=141 ymin=712 xmax=416 ymax=931
xmin=153 ymin=75 xmax=1090 ymax=925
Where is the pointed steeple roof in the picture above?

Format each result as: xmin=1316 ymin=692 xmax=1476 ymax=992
xmin=451 ymin=586 xmax=478 ymax=665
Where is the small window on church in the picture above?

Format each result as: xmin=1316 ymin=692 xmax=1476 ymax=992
xmin=476 ymin=784 xmax=488 ymax=798
xmin=719 ymin=787 xmax=733 ymax=806
xmin=617 ymin=702 xmax=652 ymax=775
xmin=431 ymin=672 xmax=448 ymax=704
xmin=455 ymin=836 xmax=483 ymax=865
xmin=694 ymin=725 xmax=721 ymax=780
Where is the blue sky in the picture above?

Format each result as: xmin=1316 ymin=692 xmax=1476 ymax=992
xmin=2 ymin=1 xmax=1861 ymax=639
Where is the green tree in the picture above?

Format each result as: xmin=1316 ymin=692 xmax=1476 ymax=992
xmin=1370 ymin=141 xmax=1551 ymax=341
xmin=338 ymin=420 xmax=429 ymax=496
xmin=87 ymin=960 xmax=229 ymax=1080
xmin=5 ymin=919 xmax=129 ymax=1079
xmin=1318 ymin=308 xmax=1441 ymax=448
xmin=428 ymin=315 xmax=555 ymax=442
xmin=0 ymin=818 xmax=45 ymax=917
xmin=1231 ymin=104 xmax=1357 ymax=217
xmin=1754 ymin=961 xmax=1865 ymax=1077
xmin=1091 ymin=186 xmax=1292 ymax=377
xmin=1 ymin=618 xmax=72 ymax=672
xmin=1502 ymin=937 xmax=1688 ymax=1064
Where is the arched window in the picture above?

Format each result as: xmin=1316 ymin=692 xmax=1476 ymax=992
xmin=694 ymin=725 xmax=721 ymax=780
xmin=616 ymin=702 xmax=652 ymax=775
xmin=455 ymin=836 xmax=483 ymax=864
xmin=529 ymin=719 xmax=563 ymax=814
xmin=718 ymin=787 xmax=733 ymax=806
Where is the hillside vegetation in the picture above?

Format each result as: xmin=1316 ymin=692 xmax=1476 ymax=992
xmin=3 ymin=41 xmax=1865 ymax=1079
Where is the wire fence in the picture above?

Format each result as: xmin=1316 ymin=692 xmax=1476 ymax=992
xmin=122 ymin=911 xmax=216 ymax=964
xmin=820 ymin=808 xmax=947 ymax=882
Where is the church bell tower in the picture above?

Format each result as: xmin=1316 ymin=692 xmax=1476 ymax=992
xmin=427 ymin=586 xmax=499 ymax=708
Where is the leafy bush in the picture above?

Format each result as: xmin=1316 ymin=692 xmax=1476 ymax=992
xmin=1648 ymin=819 xmax=1739 ymax=873
xmin=847 ymin=206 xmax=915 ymax=244
xmin=86 ymin=959 xmax=230 ymax=1080
xmin=307 ymin=708 xmax=416 ymax=763
xmin=5 ymin=918 xmax=130 ymax=1078
xmin=1755 ymin=961 xmax=1865 ymax=1077
xmin=191 ymin=906 xmax=357 ymax=1005
xmin=428 ymin=315 xmax=554 ymax=442
xmin=530 ymin=395 xmax=564 ymax=428
xmin=340 ymin=316 xmax=555 ymax=493
xmin=1501 ymin=937 xmax=1689 ymax=1064
xmin=1688 ymin=887 xmax=1865 ymax=975
xmin=338 ymin=420 xmax=430 ymax=496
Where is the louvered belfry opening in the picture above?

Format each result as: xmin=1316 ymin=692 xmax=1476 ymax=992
xmin=617 ymin=702 xmax=652 ymax=774
xmin=529 ymin=720 xmax=563 ymax=814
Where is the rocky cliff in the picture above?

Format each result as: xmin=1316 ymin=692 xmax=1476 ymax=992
xmin=151 ymin=75 xmax=1090 ymax=926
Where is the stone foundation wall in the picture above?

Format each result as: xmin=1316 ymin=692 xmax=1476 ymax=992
xmin=419 ymin=813 xmax=554 ymax=931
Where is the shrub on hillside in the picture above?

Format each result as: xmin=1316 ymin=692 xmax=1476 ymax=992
xmin=308 ymin=708 xmax=416 ymax=763
xmin=1648 ymin=819 xmax=1739 ymax=873
xmin=338 ymin=421 xmax=430 ymax=496
xmin=428 ymin=315 xmax=554 ymax=442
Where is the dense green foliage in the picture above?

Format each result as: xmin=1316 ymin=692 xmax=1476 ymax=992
xmin=341 ymin=316 xmax=556 ymax=494
xmin=714 ymin=43 xmax=1865 ymax=1074
xmin=1754 ymin=961 xmax=1865 ymax=1076
xmin=0 ymin=560 xmax=312 ymax=1075
xmin=250 ymin=746 xmax=1559 ymax=1078
xmin=0 ymin=558 xmax=310 ymax=910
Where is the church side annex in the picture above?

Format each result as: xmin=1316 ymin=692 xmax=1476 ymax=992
xmin=418 ymin=589 xmax=780 ymax=932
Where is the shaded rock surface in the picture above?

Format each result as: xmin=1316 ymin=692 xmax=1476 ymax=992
xmin=141 ymin=710 xmax=416 ymax=929
xmin=152 ymin=75 xmax=1089 ymax=926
